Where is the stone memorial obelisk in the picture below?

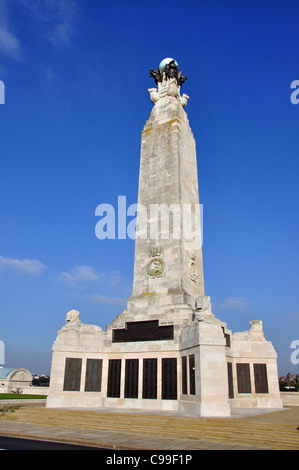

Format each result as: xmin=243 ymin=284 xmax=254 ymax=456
xmin=47 ymin=59 xmax=282 ymax=415
xmin=126 ymin=57 xmax=205 ymax=327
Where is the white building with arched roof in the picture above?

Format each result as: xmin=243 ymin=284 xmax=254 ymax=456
xmin=0 ymin=367 xmax=33 ymax=393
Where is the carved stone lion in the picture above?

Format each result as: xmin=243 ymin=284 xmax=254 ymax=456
xmin=58 ymin=309 xmax=103 ymax=336
xmin=195 ymin=296 xmax=211 ymax=312
xmin=233 ymin=320 xmax=265 ymax=341
xmin=65 ymin=309 xmax=80 ymax=324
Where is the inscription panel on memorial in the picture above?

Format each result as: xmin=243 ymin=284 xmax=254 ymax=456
xmin=142 ymin=358 xmax=157 ymax=399
xmin=237 ymin=363 xmax=251 ymax=393
xmin=107 ymin=359 xmax=121 ymax=398
xmin=85 ymin=359 xmax=102 ymax=392
xmin=254 ymin=363 xmax=269 ymax=393
xmin=189 ymin=355 xmax=196 ymax=395
xmin=63 ymin=358 xmax=82 ymax=392
xmin=162 ymin=358 xmax=177 ymax=400
xmin=124 ymin=359 xmax=139 ymax=399
xmin=112 ymin=320 xmax=173 ymax=343
xmin=181 ymin=356 xmax=187 ymax=395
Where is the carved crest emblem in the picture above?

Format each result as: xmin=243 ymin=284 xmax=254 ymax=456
xmin=147 ymin=247 xmax=165 ymax=278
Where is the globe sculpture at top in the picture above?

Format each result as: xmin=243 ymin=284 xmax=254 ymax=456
xmin=159 ymin=58 xmax=179 ymax=70
xmin=148 ymin=58 xmax=189 ymax=107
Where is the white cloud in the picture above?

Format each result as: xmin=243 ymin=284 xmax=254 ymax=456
xmin=18 ymin=0 xmax=78 ymax=47
xmin=88 ymin=293 xmax=126 ymax=307
xmin=0 ymin=1 xmax=21 ymax=59
xmin=43 ymin=65 xmax=63 ymax=84
xmin=213 ymin=297 xmax=252 ymax=313
xmin=0 ymin=0 xmax=79 ymax=60
xmin=60 ymin=265 xmax=105 ymax=285
xmin=105 ymin=270 xmax=131 ymax=292
xmin=0 ymin=26 xmax=21 ymax=59
xmin=60 ymin=266 xmax=131 ymax=291
xmin=60 ymin=266 xmax=131 ymax=306
xmin=0 ymin=255 xmax=45 ymax=274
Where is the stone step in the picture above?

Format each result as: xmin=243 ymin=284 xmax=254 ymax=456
xmin=1 ymin=406 xmax=298 ymax=449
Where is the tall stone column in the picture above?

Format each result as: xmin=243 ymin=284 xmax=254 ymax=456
xmin=127 ymin=59 xmax=204 ymax=320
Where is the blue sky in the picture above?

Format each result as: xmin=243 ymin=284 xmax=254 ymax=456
xmin=0 ymin=0 xmax=298 ymax=376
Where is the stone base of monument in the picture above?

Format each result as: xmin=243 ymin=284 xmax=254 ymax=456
xmin=46 ymin=302 xmax=282 ymax=416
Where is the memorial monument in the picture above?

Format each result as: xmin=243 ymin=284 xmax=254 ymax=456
xmin=47 ymin=59 xmax=282 ymax=416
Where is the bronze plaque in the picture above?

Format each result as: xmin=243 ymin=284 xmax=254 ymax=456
xmin=85 ymin=359 xmax=102 ymax=392
xmin=107 ymin=359 xmax=121 ymax=398
xmin=227 ymin=362 xmax=234 ymax=398
xmin=63 ymin=358 xmax=82 ymax=391
xmin=162 ymin=358 xmax=177 ymax=400
xmin=254 ymin=363 xmax=269 ymax=393
xmin=112 ymin=320 xmax=173 ymax=343
xmin=124 ymin=359 xmax=139 ymax=399
xmin=142 ymin=358 xmax=157 ymax=399
xmin=189 ymin=355 xmax=196 ymax=395
xmin=181 ymin=356 xmax=187 ymax=395
xmin=237 ymin=363 xmax=251 ymax=393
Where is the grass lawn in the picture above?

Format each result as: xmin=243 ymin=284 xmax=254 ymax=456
xmin=0 ymin=393 xmax=47 ymax=399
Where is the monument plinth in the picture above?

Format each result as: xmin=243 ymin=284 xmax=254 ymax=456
xmin=47 ymin=59 xmax=282 ymax=415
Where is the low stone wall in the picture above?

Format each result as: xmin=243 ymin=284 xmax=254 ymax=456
xmin=21 ymin=386 xmax=49 ymax=396
xmin=280 ymin=392 xmax=299 ymax=406
xmin=0 ymin=386 xmax=49 ymax=396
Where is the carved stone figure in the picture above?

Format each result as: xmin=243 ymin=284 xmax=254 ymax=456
xmin=147 ymin=247 xmax=165 ymax=278
xmin=233 ymin=320 xmax=265 ymax=341
xmin=195 ymin=296 xmax=211 ymax=312
xmin=58 ymin=309 xmax=103 ymax=335
xmin=148 ymin=88 xmax=160 ymax=104
xmin=66 ymin=309 xmax=80 ymax=324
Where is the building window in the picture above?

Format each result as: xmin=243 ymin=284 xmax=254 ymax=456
xmin=63 ymin=358 xmax=82 ymax=391
xmin=85 ymin=359 xmax=102 ymax=392
xmin=237 ymin=363 xmax=251 ymax=393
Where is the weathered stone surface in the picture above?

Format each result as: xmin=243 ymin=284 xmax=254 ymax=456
xmin=131 ymin=97 xmax=204 ymax=309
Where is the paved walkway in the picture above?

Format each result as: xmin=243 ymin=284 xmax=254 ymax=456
xmin=0 ymin=402 xmax=298 ymax=450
